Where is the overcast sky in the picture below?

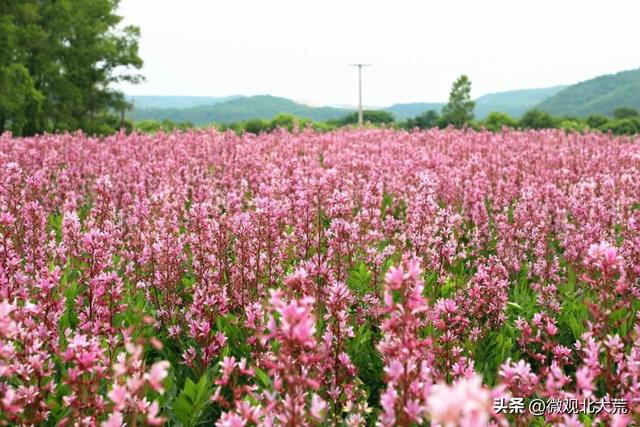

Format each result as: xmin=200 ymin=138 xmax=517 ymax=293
xmin=116 ymin=0 xmax=640 ymax=107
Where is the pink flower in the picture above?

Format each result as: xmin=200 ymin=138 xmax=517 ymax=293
xmin=428 ymin=375 xmax=492 ymax=427
xmin=146 ymin=400 xmax=165 ymax=426
xmin=0 ymin=300 xmax=16 ymax=338
xmin=310 ymin=393 xmax=327 ymax=421
xmin=146 ymin=361 xmax=170 ymax=393
xmin=385 ymin=359 xmax=404 ymax=382
xmin=107 ymin=385 xmax=128 ymax=411
xmin=0 ymin=212 xmax=15 ymax=226
xmin=586 ymin=241 xmax=623 ymax=273
xmin=216 ymin=413 xmax=247 ymax=427
xmin=1 ymin=387 xmax=21 ymax=414
xmin=101 ymin=411 xmax=124 ymax=427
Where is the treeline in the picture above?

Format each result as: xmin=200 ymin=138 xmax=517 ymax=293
xmin=399 ymin=106 xmax=640 ymax=135
xmin=396 ymin=74 xmax=640 ymax=135
xmin=0 ymin=1 xmax=142 ymax=136
xmin=136 ymin=106 xmax=640 ymax=137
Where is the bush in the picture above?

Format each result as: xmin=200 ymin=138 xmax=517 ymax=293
xmin=336 ymin=110 xmax=395 ymax=126
xmin=613 ymin=107 xmax=639 ymax=120
xmin=405 ymin=110 xmax=440 ymax=129
xmin=135 ymin=119 xmax=194 ymax=133
xmin=600 ymin=118 xmax=640 ymax=135
xmin=519 ymin=109 xmax=558 ymax=130
xmin=483 ymin=112 xmax=517 ymax=132
xmin=269 ymin=114 xmax=312 ymax=131
xmin=242 ymin=119 xmax=270 ymax=134
xmin=559 ymin=120 xmax=587 ymax=132
xmin=585 ymin=114 xmax=610 ymax=129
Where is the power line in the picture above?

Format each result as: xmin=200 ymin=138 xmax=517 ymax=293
xmin=350 ymin=63 xmax=370 ymax=126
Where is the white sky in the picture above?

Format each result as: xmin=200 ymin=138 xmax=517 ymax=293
xmin=116 ymin=0 xmax=640 ymax=107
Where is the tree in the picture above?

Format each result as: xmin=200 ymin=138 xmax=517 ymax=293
xmin=585 ymin=114 xmax=610 ymax=129
xmin=0 ymin=64 xmax=43 ymax=134
xmin=0 ymin=0 xmax=143 ymax=136
xmin=441 ymin=75 xmax=475 ymax=128
xmin=613 ymin=107 xmax=639 ymax=120
xmin=406 ymin=110 xmax=440 ymax=129
xmin=519 ymin=109 xmax=558 ymax=130
xmin=268 ymin=114 xmax=312 ymax=131
xmin=243 ymin=119 xmax=270 ymax=134
xmin=483 ymin=112 xmax=517 ymax=132
xmin=559 ymin=119 xmax=587 ymax=132
xmin=600 ymin=118 xmax=639 ymax=135
xmin=337 ymin=110 xmax=395 ymax=126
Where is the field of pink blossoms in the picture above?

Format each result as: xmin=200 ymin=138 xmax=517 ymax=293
xmin=1 ymin=128 xmax=639 ymax=426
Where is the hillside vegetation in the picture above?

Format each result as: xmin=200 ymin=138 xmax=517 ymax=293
xmin=131 ymin=95 xmax=240 ymax=109
xmin=385 ymin=86 xmax=567 ymax=120
xmin=538 ymin=68 xmax=640 ymax=117
xmin=135 ymin=95 xmax=351 ymax=125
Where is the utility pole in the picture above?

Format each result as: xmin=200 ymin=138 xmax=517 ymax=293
xmin=130 ymin=97 xmax=135 ymax=126
xmin=350 ymin=63 xmax=370 ymax=126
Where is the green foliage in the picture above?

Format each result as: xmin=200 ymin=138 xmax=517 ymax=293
xmin=384 ymin=103 xmax=444 ymax=121
xmin=268 ymin=113 xmax=313 ymax=131
xmin=217 ymin=115 xmax=318 ymax=134
xmin=613 ymin=106 xmax=639 ymax=119
xmin=347 ymin=325 xmax=384 ymax=411
xmin=557 ymin=267 xmax=588 ymax=342
xmin=0 ymin=0 xmax=143 ymax=136
xmin=136 ymin=95 xmax=348 ymax=126
xmin=335 ymin=110 xmax=395 ymax=126
xmin=310 ymin=121 xmax=338 ymax=132
xmin=482 ymin=112 xmax=517 ymax=132
xmin=559 ymin=119 xmax=587 ymax=132
xmin=384 ymin=87 xmax=569 ymax=121
xmin=0 ymin=64 xmax=43 ymax=134
xmin=404 ymin=110 xmax=440 ymax=129
xmin=599 ymin=118 xmax=640 ymax=135
xmin=171 ymin=374 xmax=213 ymax=427
xmin=585 ymin=114 xmax=609 ymax=129
xmin=347 ymin=263 xmax=372 ymax=297
xmin=441 ymin=74 xmax=475 ymax=128
xmin=136 ymin=119 xmax=195 ymax=133
xmin=242 ymin=119 xmax=270 ymax=134
xmin=537 ymin=68 xmax=640 ymax=117
xmin=473 ymin=327 xmax=516 ymax=385
xmin=215 ymin=314 xmax=251 ymax=359
xmin=518 ymin=109 xmax=558 ymax=130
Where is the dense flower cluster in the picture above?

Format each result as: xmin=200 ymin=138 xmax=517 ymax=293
xmin=0 ymin=127 xmax=639 ymax=425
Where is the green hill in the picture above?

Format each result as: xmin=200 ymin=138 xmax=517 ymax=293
xmin=135 ymin=95 xmax=351 ymax=125
xmin=131 ymin=95 xmax=240 ymax=109
xmin=537 ymin=69 xmax=640 ymax=117
xmin=474 ymin=86 xmax=568 ymax=118
xmin=383 ymin=103 xmax=445 ymax=120
xmin=385 ymin=86 xmax=567 ymax=120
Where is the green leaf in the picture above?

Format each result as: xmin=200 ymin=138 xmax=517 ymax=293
xmin=474 ymin=328 xmax=515 ymax=385
xmin=347 ymin=324 xmax=384 ymax=409
xmin=568 ymin=317 xmax=584 ymax=340
xmin=216 ymin=314 xmax=250 ymax=358
xmin=172 ymin=374 xmax=212 ymax=427
xmin=347 ymin=263 xmax=372 ymax=296
xmin=610 ymin=308 xmax=627 ymax=324
xmin=254 ymin=366 xmax=271 ymax=389
xmin=506 ymin=301 xmax=523 ymax=312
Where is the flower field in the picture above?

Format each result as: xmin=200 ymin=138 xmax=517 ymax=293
xmin=1 ymin=128 xmax=639 ymax=426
